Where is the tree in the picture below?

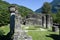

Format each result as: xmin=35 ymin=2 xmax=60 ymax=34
xmin=56 ymin=9 xmax=60 ymax=35
xmin=56 ymin=10 xmax=60 ymax=24
xmin=51 ymin=13 xmax=57 ymax=23
xmin=42 ymin=2 xmax=52 ymax=14
xmin=42 ymin=2 xmax=52 ymax=28
xmin=0 ymin=29 xmax=5 ymax=36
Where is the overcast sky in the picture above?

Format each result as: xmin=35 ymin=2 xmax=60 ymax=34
xmin=4 ymin=0 xmax=53 ymax=11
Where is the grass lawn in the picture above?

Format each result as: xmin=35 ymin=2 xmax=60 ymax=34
xmin=27 ymin=31 xmax=59 ymax=40
xmin=25 ymin=25 xmax=59 ymax=40
xmin=0 ymin=25 xmax=10 ymax=35
xmin=0 ymin=25 xmax=59 ymax=40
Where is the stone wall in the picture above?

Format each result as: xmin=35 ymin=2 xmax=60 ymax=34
xmin=25 ymin=13 xmax=42 ymax=26
xmin=22 ymin=13 xmax=53 ymax=28
xmin=42 ymin=14 xmax=53 ymax=28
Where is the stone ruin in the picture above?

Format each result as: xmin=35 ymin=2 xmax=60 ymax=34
xmin=22 ymin=13 xmax=53 ymax=28
xmin=25 ymin=13 xmax=42 ymax=26
xmin=9 ymin=5 xmax=32 ymax=40
xmin=14 ymin=10 xmax=32 ymax=40
xmin=9 ymin=4 xmax=54 ymax=40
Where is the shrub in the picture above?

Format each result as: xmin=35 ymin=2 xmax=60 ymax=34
xmin=0 ymin=29 xmax=5 ymax=36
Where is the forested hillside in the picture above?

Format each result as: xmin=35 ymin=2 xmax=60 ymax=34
xmin=0 ymin=0 xmax=34 ymax=26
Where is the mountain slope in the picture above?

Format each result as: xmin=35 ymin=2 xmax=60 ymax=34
xmin=0 ymin=0 xmax=33 ymax=26
xmin=35 ymin=8 xmax=42 ymax=13
xmin=35 ymin=0 xmax=60 ymax=13
xmin=51 ymin=0 xmax=60 ymax=13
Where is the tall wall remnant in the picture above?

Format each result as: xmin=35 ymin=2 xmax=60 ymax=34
xmin=23 ymin=13 xmax=53 ymax=28
xmin=9 ymin=5 xmax=32 ymax=40
xmin=42 ymin=14 xmax=53 ymax=28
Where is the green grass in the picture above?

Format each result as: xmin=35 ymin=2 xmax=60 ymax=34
xmin=0 ymin=25 xmax=10 ymax=35
xmin=22 ymin=25 xmax=41 ymax=30
xmin=0 ymin=25 xmax=59 ymax=40
xmin=22 ymin=25 xmax=59 ymax=40
xmin=27 ymin=31 xmax=59 ymax=40
xmin=25 ymin=25 xmax=59 ymax=40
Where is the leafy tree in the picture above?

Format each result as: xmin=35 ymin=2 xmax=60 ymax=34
xmin=56 ymin=9 xmax=60 ymax=35
xmin=56 ymin=8 xmax=60 ymax=24
xmin=42 ymin=2 xmax=52 ymax=13
xmin=56 ymin=10 xmax=60 ymax=24
xmin=51 ymin=13 xmax=57 ymax=23
xmin=0 ymin=29 xmax=5 ymax=36
xmin=55 ymin=4 xmax=60 ymax=35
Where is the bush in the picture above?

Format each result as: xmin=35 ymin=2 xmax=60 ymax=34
xmin=0 ymin=29 xmax=5 ymax=36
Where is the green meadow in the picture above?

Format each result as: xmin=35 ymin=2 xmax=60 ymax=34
xmin=0 ymin=25 xmax=59 ymax=40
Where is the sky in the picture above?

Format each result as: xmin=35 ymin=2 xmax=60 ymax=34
xmin=4 ymin=0 xmax=53 ymax=11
